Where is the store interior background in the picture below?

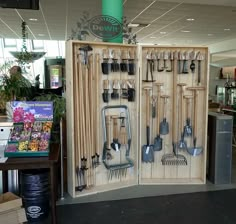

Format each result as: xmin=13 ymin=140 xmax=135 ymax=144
xmin=1 ymin=0 xmax=236 ymax=200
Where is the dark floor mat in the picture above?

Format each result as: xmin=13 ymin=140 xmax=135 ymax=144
xmin=54 ymin=189 xmax=236 ymax=224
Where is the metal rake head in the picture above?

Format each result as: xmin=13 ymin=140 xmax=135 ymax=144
xmin=161 ymin=154 xmax=187 ymax=166
xmin=108 ymin=167 xmax=128 ymax=180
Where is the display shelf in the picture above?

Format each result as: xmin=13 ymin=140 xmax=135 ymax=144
xmin=66 ymin=41 xmax=209 ymax=198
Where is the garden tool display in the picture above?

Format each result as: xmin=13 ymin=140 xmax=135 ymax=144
xmin=153 ymin=83 xmax=163 ymax=151
xmin=127 ymin=79 xmax=135 ymax=102
xmin=102 ymin=79 xmax=110 ymax=103
xmin=143 ymin=59 xmax=155 ymax=82
xmin=183 ymin=95 xmax=193 ymax=137
xmin=111 ymin=115 xmax=121 ymax=151
xmin=102 ymin=105 xmax=134 ymax=179
xmin=101 ymin=49 xmax=111 ymax=74
xmin=182 ymin=51 xmax=189 ymax=74
xmin=142 ymin=87 xmax=154 ymax=163
xmin=160 ymin=95 xmax=169 ymax=135
xmin=187 ymin=87 xmax=205 ymax=156
xmin=120 ymin=49 xmax=128 ymax=72
xmin=189 ymin=50 xmax=196 ymax=74
xmin=196 ymin=51 xmax=204 ymax=85
xmin=128 ymin=49 xmax=136 ymax=75
xmin=111 ymin=80 xmax=120 ymax=99
xmin=111 ymin=50 xmax=120 ymax=72
xmin=177 ymin=83 xmax=187 ymax=151
xmin=151 ymin=96 xmax=157 ymax=118
xmin=161 ymin=56 xmax=187 ymax=166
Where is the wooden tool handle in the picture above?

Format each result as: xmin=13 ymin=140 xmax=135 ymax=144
xmin=194 ymin=90 xmax=199 ymax=137
xmin=105 ymin=115 xmax=111 ymax=149
xmin=112 ymin=116 xmax=119 ymax=139
xmin=178 ymin=83 xmax=187 ymax=130
xmin=146 ymin=89 xmax=151 ymax=126
xmin=103 ymin=79 xmax=109 ymax=89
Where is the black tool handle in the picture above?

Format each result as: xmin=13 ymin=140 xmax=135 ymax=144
xmin=146 ymin=126 xmax=150 ymax=146
xmin=198 ymin=60 xmax=201 ymax=84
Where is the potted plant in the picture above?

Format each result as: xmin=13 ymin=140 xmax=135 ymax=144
xmin=0 ymin=62 xmax=33 ymax=115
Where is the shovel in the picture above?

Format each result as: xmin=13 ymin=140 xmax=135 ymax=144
xmin=177 ymin=83 xmax=187 ymax=151
xmin=153 ymin=83 xmax=163 ymax=151
xmin=183 ymin=95 xmax=193 ymax=137
xmin=111 ymin=115 xmax=121 ymax=151
xmin=160 ymin=95 xmax=169 ymax=135
xmin=142 ymin=87 xmax=154 ymax=163
xmin=187 ymin=87 xmax=205 ymax=156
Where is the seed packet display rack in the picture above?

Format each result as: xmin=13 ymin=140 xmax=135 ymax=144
xmin=66 ymin=40 xmax=209 ymax=198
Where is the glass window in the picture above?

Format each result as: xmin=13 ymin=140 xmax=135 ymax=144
xmin=3 ymin=38 xmax=17 ymax=48
xmin=32 ymin=40 xmax=44 ymax=50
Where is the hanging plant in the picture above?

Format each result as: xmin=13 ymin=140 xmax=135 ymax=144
xmin=10 ymin=20 xmax=46 ymax=65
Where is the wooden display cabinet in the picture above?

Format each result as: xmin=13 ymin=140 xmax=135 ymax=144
xmin=66 ymin=40 xmax=209 ymax=198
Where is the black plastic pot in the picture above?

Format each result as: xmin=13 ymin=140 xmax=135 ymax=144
xmin=21 ymin=169 xmax=50 ymax=223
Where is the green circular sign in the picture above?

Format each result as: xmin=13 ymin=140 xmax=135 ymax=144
xmin=89 ymin=15 xmax=122 ymax=40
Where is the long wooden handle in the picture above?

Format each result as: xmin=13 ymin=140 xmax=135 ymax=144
xmin=146 ymin=89 xmax=150 ymax=126
xmin=112 ymin=116 xmax=119 ymax=139
xmin=194 ymin=90 xmax=199 ymax=137
xmin=172 ymin=53 xmax=177 ymax=142
xmin=156 ymin=84 xmax=162 ymax=134
xmin=105 ymin=115 xmax=111 ymax=149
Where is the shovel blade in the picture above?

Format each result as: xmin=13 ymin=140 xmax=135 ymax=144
xmin=178 ymin=140 xmax=187 ymax=151
xmin=153 ymin=135 xmax=162 ymax=151
xmin=160 ymin=118 xmax=169 ymax=135
xmin=187 ymin=146 xmax=203 ymax=156
xmin=142 ymin=145 xmax=154 ymax=163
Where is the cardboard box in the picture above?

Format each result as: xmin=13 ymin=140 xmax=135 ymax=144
xmin=0 ymin=207 xmax=27 ymax=224
xmin=0 ymin=192 xmax=22 ymax=214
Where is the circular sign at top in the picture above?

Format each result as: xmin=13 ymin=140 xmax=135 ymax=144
xmin=88 ymin=15 xmax=122 ymax=40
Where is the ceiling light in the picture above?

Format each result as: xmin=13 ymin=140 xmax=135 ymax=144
xmin=224 ymin=28 xmax=231 ymax=31
xmin=38 ymin=34 xmax=45 ymax=36
xmin=150 ymin=36 xmax=157 ymax=39
xmin=181 ymin=30 xmax=190 ymax=33
xmin=29 ymin=18 xmax=38 ymax=21
xmin=186 ymin=18 xmax=194 ymax=21
xmin=128 ymin=23 xmax=140 ymax=27
xmin=160 ymin=32 xmax=167 ymax=34
xmin=208 ymin=34 xmax=213 ymax=36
